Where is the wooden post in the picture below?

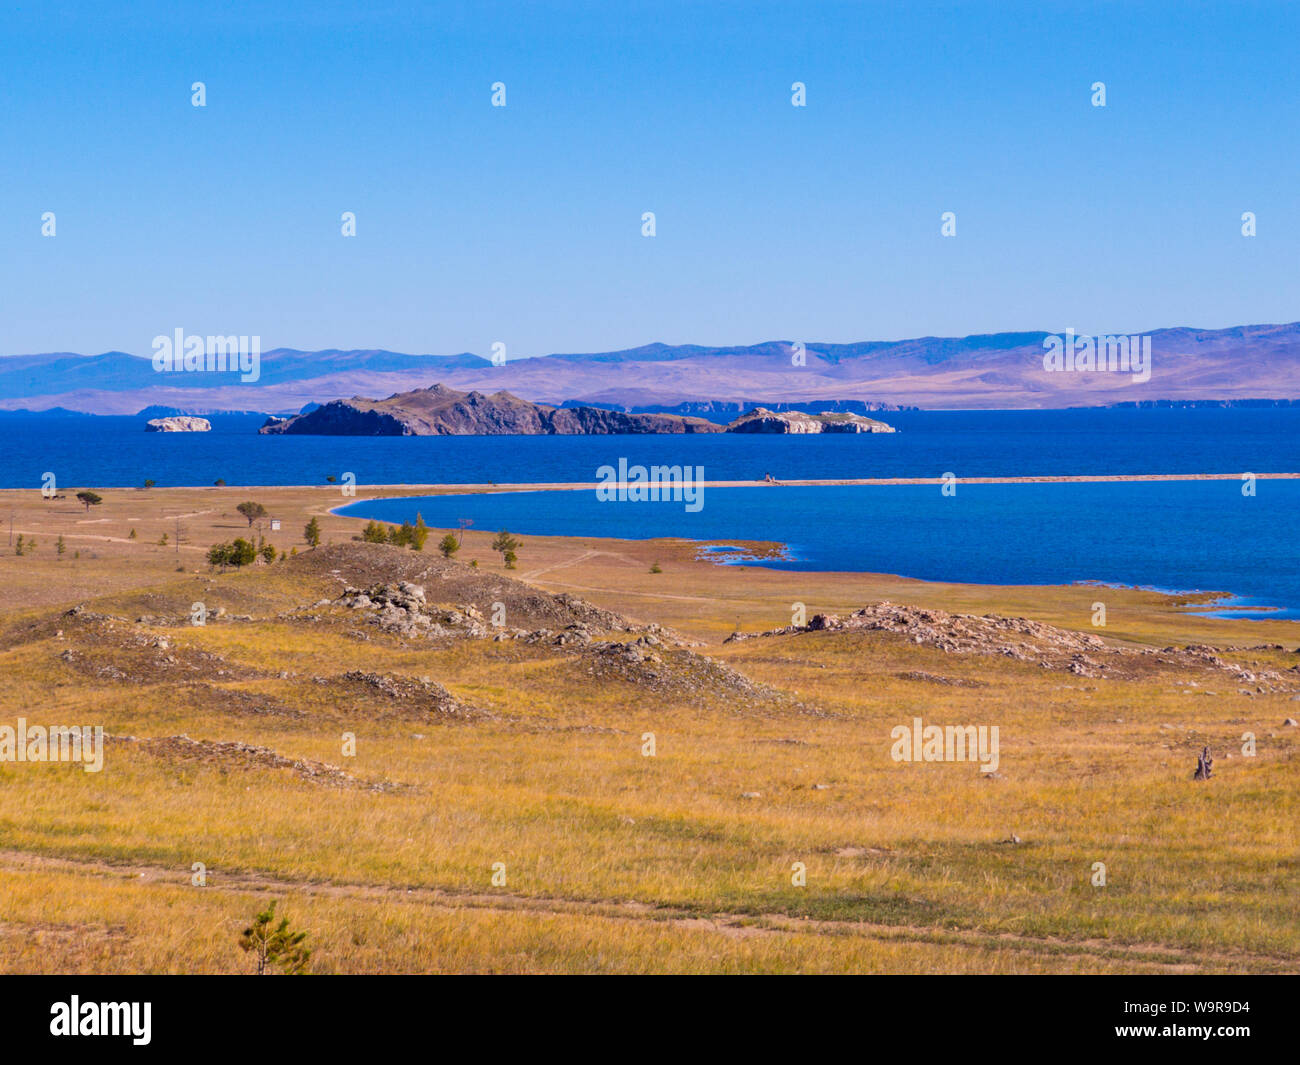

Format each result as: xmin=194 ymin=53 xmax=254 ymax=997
xmin=1193 ymin=746 xmax=1213 ymax=780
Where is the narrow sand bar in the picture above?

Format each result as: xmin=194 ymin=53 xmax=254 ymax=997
xmin=324 ymin=472 xmax=1300 ymax=496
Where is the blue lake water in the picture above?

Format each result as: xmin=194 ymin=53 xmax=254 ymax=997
xmin=338 ymin=480 xmax=1300 ymax=620
xmin=0 ymin=408 xmax=1297 ymax=488
xmin=3 ymin=408 xmax=1297 ymax=617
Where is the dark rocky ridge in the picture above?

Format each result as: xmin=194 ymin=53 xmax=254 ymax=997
xmin=260 ymin=383 xmax=723 ymax=436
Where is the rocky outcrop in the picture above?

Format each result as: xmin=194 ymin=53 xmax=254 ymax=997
xmin=725 ymin=407 xmax=896 ymax=433
xmin=333 ymin=581 xmax=687 ymax=650
xmin=259 ymin=383 xmax=721 ymax=436
xmin=109 ymin=733 xmax=399 ymax=791
xmin=145 ymin=416 xmax=211 ymax=432
xmin=727 ymin=601 xmax=1300 ymax=690
xmin=548 ymin=405 xmax=719 ymax=434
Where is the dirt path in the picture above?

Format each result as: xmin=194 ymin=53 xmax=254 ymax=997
xmin=519 ymin=548 xmax=602 ymax=580
xmin=521 ymin=548 xmax=649 ymax=580
xmin=1 ymin=848 xmax=1289 ymax=973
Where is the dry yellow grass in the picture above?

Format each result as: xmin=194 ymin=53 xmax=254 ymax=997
xmin=0 ymin=485 xmax=1296 ymax=973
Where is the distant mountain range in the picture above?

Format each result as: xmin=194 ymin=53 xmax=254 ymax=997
xmin=2 ymin=322 xmax=1299 ymax=414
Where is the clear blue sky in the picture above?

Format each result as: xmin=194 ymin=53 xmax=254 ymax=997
xmin=2 ymin=0 xmax=1297 ymax=358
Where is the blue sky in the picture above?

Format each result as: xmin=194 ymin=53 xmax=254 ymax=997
xmin=2 ymin=0 xmax=1297 ymax=357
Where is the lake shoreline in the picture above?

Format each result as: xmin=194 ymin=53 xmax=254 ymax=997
xmin=332 ymin=478 xmax=1300 ymax=621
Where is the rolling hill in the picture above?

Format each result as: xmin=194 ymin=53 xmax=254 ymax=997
xmin=3 ymin=322 xmax=1299 ymax=414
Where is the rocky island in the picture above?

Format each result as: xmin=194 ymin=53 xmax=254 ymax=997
xmin=260 ymin=384 xmax=898 ymax=436
xmin=725 ymin=407 xmax=897 ymax=433
xmin=260 ymin=384 xmax=722 ymax=436
xmin=145 ymin=416 xmax=212 ymax=432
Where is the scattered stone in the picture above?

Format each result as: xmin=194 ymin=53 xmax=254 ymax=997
xmin=110 ymin=733 xmax=400 ymax=791
xmin=727 ymin=601 xmax=1300 ymax=691
xmin=328 ymin=670 xmax=478 ymax=718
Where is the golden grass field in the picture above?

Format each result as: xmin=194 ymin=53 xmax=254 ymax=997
xmin=0 ymin=484 xmax=1296 ymax=974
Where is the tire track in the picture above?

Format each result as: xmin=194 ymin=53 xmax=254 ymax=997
xmin=1 ymin=848 xmax=1290 ymax=973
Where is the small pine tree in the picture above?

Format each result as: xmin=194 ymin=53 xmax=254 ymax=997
xmin=304 ymin=517 xmax=322 ymax=548
xmin=491 ymin=531 xmax=520 ymax=569
xmin=158 ymin=532 xmax=169 ymax=547
xmin=437 ymin=533 xmax=459 ymax=559
xmin=238 ymin=900 xmax=311 ymax=975
xmin=128 ymin=528 xmax=137 ymax=539
xmin=650 ymin=561 xmax=662 ymax=573
xmin=56 ymin=535 xmax=66 ymax=558
xmin=230 ymin=538 xmax=256 ymax=566
xmin=14 ymin=535 xmax=24 ymax=556
xmin=260 ymin=543 xmax=276 ymax=563
xmin=412 ymin=514 xmax=430 ymax=552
